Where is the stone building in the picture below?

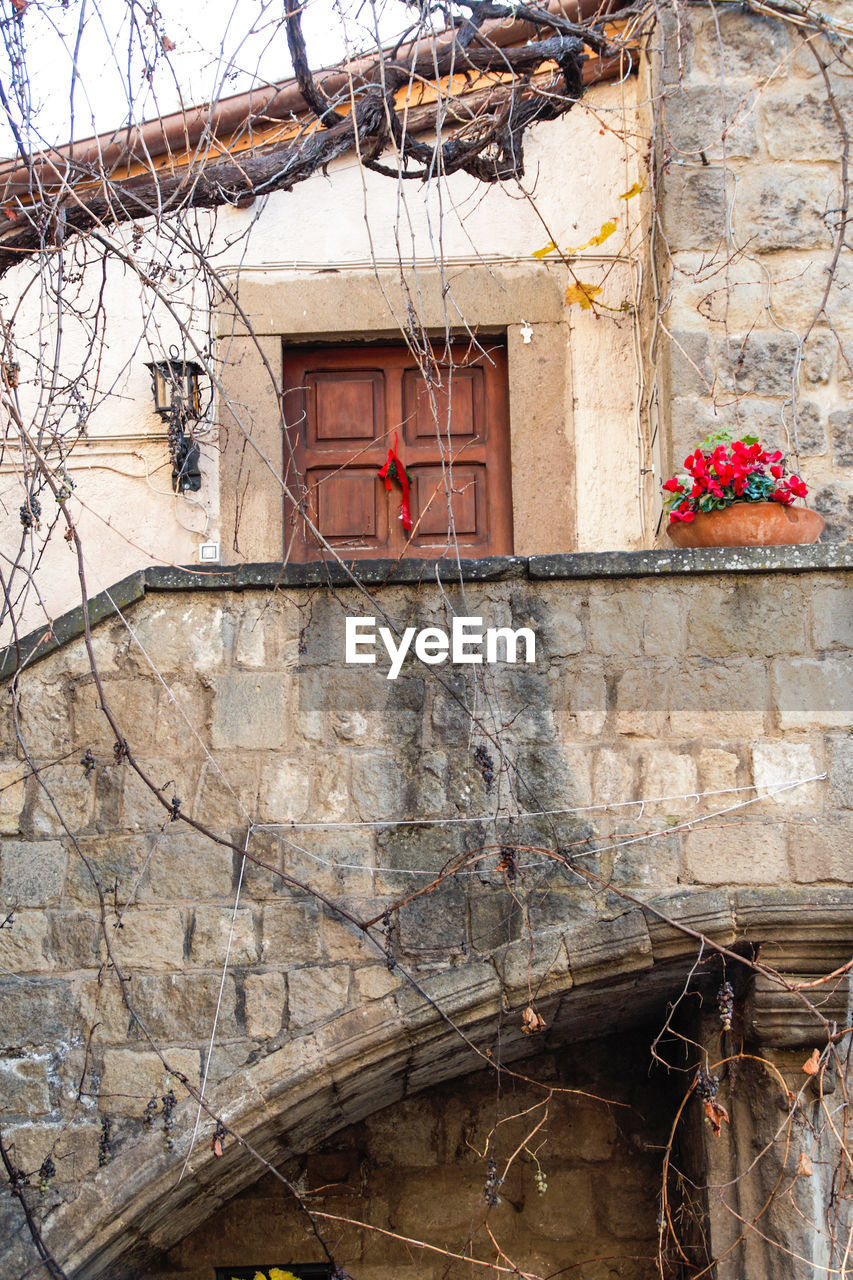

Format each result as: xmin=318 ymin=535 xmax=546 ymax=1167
xmin=0 ymin=2 xmax=851 ymax=1278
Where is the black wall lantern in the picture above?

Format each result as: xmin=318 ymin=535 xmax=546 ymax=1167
xmin=145 ymin=346 xmax=205 ymax=493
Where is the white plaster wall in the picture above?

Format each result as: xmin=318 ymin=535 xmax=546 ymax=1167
xmin=0 ymin=76 xmax=647 ymax=641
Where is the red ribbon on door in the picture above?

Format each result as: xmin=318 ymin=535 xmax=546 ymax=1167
xmin=377 ymin=432 xmax=413 ymax=532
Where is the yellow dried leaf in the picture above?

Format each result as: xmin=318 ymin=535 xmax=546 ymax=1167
xmin=532 ymin=241 xmax=557 ymax=259
xmin=796 ymin=1151 xmax=813 ymax=1177
xmin=618 ymin=180 xmax=646 ymax=201
xmin=802 ymin=1049 xmax=820 ymax=1076
xmin=567 ymin=219 xmax=617 ymax=253
xmin=565 ymin=282 xmax=602 ymax=310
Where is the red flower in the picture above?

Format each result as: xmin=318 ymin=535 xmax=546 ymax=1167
xmin=662 ymin=477 xmax=684 ymax=493
xmin=770 ymin=464 xmax=783 ymax=479
xmin=771 ymin=488 xmax=794 ymax=504
xmin=788 ymin=475 xmax=808 ymax=498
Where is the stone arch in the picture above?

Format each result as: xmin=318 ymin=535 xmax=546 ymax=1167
xmin=46 ymin=887 xmax=850 ymax=1279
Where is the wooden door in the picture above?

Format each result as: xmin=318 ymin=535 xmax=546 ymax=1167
xmin=282 ymin=339 xmax=512 ymax=562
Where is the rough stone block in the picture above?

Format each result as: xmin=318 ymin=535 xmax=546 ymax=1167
xmin=559 ymin=658 xmax=607 ymax=737
xmin=351 ymin=753 xmax=407 ymax=820
xmin=801 ymin=331 xmax=836 ymax=385
xmin=0 ymin=1056 xmax=50 ymax=1114
xmin=666 ymin=84 xmax=758 ymax=160
xmin=145 ymin=681 xmax=212 ymax=759
xmin=244 ymin=971 xmax=286 ymax=1039
xmin=354 ymin=964 xmax=401 ymax=1002
xmin=469 ymin=887 xmax=522 ymax=953
xmin=521 ymin=1166 xmax=598 ymax=1241
xmin=397 ymin=882 xmax=467 ymax=956
xmin=751 ymin=741 xmax=822 ymax=808
xmin=1 ymin=1121 xmax=101 ymax=1185
xmin=598 ymin=1164 xmax=657 ymax=1239
xmin=99 ymin=1047 xmax=201 ymax=1116
xmin=683 ymin=823 xmax=788 ymax=884
xmin=687 ymin=580 xmax=806 ymax=656
xmin=188 ymin=906 xmax=258 ymax=966
xmin=829 ymin=410 xmax=853 ymax=468
xmin=0 ymin=977 xmax=74 ymax=1044
xmin=138 ymin=831 xmax=236 ymax=902
xmin=715 ymin=332 xmax=799 ymax=397
xmin=735 ymin=165 xmax=837 ymax=251
xmin=118 ymin=757 xmax=200 ymax=833
xmin=211 ymin=672 xmax=295 ymax=750
xmin=257 ymin=757 xmax=313 ymax=824
xmin=0 ymin=759 xmax=26 ymax=835
xmin=813 ymin=483 xmax=853 ymax=542
xmin=308 ymin=753 xmax=353 ymax=820
xmin=132 ymin=973 xmax=238 ymax=1040
xmin=537 ymin=596 xmax=585 ymax=658
xmin=77 ymin=971 xmax=135 ymax=1044
xmin=129 ymin=599 xmax=226 ymax=674
xmin=762 ymin=91 xmax=851 ymax=160
xmin=666 ymin=331 xmax=714 ymax=400
xmin=233 ymin=598 xmax=300 ymax=669
xmin=827 ymin=734 xmax=853 ymax=808
xmin=193 ymin=754 xmax=259 ymax=829
xmin=48 ymin=910 xmax=101 ymax=968
xmin=260 ymin=900 xmax=323 ymax=965
xmin=772 ymin=656 xmax=853 ymax=729
xmin=787 ymin=820 xmax=852 ymax=882
xmin=15 ymin=677 xmax=75 ymax=755
xmin=792 ymin=402 xmax=826 ymax=456
xmin=0 ymin=911 xmax=50 ymax=972
xmin=287 ymin=963 xmax=350 ymax=1028
xmin=662 ymin=168 xmax=729 ymax=252
xmin=26 ymin=767 xmax=96 ymax=837
xmin=697 ymin=748 xmax=740 ymax=798
xmin=670 ymin=659 xmax=768 ymax=738
xmin=638 ymin=749 xmax=698 ymax=813
xmin=111 ymin=908 xmax=187 ymax=970
xmin=72 ymin=676 xmax=160 ymax=754
xmin=615 ymin=665 xmax=671 ymax=737
xmin=1 ymin=839 xmax=66 ymax=905
xmin=692 ymin=9 xmax=790 ymax=80
xmin=592 ymin=748 xmax=635 ymax=805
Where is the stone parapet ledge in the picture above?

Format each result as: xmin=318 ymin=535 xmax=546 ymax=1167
xmin=2 ymin=544 xmax=852 ymax=681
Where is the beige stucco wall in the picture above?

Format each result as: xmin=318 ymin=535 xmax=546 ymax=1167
xmin=0 ymin=77 xmax=647 ymax=642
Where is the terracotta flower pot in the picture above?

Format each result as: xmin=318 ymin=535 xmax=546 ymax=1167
xmin=666 ymin=501 xmax=825 ymax=548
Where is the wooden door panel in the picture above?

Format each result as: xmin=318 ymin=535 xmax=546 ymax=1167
xmin=283 ymin=341 xmax=511 ymax=562
xmin=308 ymin=369 xmax=384 ymax=444
xmin=412 ymin=465 xmax=482 ymax=541
xmin=308 ymin=467 xmax=387 ymax=547
xmin=402 ymin=366 xmax=482 ymax=442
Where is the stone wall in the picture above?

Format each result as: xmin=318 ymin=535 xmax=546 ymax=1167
xmin=156 ymin=1034 xmax=670 ymax=1280
xmin=656 ymin=5 xmax=853 ymax=539
xmin=1 ymin=551 xmax=851 ymax=1277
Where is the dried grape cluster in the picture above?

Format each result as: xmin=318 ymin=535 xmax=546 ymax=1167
xmin=473 ymin=745 xmax=495 ymax=790
xmin=483 ymin=1156 xmax=502 ymax=1207
xmin=98 ymin=1117 xmax=112 ymax=1167
xmin=717 ymin=981 xmax=734 ymax=1031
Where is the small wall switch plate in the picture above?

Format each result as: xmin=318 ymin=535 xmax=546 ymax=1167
xmin=199 ymin=542 xmax=220 ymax=563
